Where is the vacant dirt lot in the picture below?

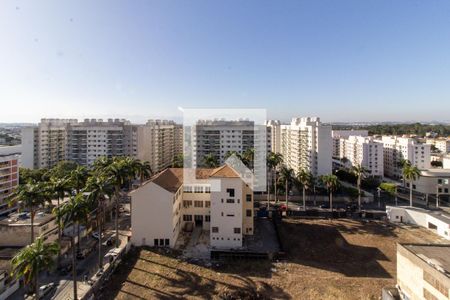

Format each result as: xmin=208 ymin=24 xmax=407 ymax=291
xmin=100 ymin=218 xmax=447 ymax=300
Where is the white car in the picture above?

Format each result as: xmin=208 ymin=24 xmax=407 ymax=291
xmin=38 ymin=282 xmax=56 ymax=297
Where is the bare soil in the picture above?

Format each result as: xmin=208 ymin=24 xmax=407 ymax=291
xmin=100 ymin=218 xmax=446 ymax=300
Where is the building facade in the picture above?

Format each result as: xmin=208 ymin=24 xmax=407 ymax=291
xmin=379 ymin=136 xmax=431 ymax=179
xmin=21 ymin=118 xmax=138 ymax=168
xmin=280 ymin=117 xmax=332 ymax=177
xmin=0 ymin=146 xmax=20 ymax=217
xmin=397 ymin=243 xmax=450 ymax=300
xmin=191 ymin=120 xmax=271 ymax=167
xmin=266 ymin=120 xmax=281 ymax=153
xmin=338 ymin=136 xmax=384 ymax=177
xmin=331 ymin=130 xmax=368 ymax=158
xmin=137 ymin=120 xmax=183 ymax=173
xmin=426 ymin=138 xmax=450 ymax=154
xmin=130 ymin=165 xmax=254 ymax=250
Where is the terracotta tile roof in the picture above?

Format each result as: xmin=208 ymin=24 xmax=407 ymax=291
xmin=142 ymin=168 xmax=214 ymax=193
xmin=210 ymin=165 xmax=241 ymax=178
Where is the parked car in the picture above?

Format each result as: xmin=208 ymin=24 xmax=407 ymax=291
xmin=102 ymin=234 xmax=116 ymax=246
xmin=279 ymin=204 xmax=287 ymax=211
xmin=91 ymin=232 xmax=104 ymax=240
xmin=39 ymin=282 xmax=56 ymax=297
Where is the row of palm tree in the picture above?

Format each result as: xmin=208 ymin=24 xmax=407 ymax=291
xmin=9 ymin=156 xmax=153 ymax=299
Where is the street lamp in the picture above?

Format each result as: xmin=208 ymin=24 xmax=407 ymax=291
xmin=377 ymin=187 xmax=381 ymax=208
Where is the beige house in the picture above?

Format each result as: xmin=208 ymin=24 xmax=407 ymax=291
xmin=397 ymin=244 xmax=450 ymax=300
xmin=130 ymin=165 xmax=254 ymax=250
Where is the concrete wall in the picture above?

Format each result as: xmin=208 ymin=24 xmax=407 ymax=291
xmin=131 ymin=182 xmax=175 ymax=247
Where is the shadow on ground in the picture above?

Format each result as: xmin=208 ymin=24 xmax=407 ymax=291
xmin=278 ymin=218 xmax=393 ymax=278
xmin=99 ymin=247 xmax=291 ymax=299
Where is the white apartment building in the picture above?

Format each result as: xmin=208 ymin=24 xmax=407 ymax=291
xmin=130 ymin=165 xmax=254 ymax=250
xmin=396 ymin=244 xmax=450 ymax=300
xmin=0 ymin=146 xmax=20 ymax=216
xmin=137 ymin=120 xmax=183 ymax=173
xmin=266 ymin=120 xmax=281 ymax=153
xmin=191 ymin=120 xmax=271 ymax=167
xmin=331 ymin=130 xmax=368 ymax=157
xmin=426 ymin=138 xmax=450 ymax=154
xmin=280 ymin=117 xmax=332 ymax=177
xmin=338 ymin=136 xmax=383 ymax=177
xmin=444 ymin=155 xmax=450 ymax=169
xmin=22 ymin=119 xmax=138 ymax=168
xmin=408 ymin=169 xmax=450 ymax=197
xmin=379 ymin=136 xmax=431 ymax=179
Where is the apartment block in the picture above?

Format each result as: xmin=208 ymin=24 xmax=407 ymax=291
xmin=379 ymin=136 xmax=431 ymax=179
xmin=0 ymin=146 xmax=20 ymax=216
xmin=266 ymin=120 xmax=281 ymax=153
xmin=21 ymin=118 xmax=138 ymax=168
xmin=338 ymin=136 xmax=383 ymax=177
xmin=130 ymin=165 xmax=254 ymax=250
xmin=397 ymin=244 xmax=450 ymax=300
xmin=331 ymin=130 xmax=368 ymax=157
xmin=426 ymin=138 xmax=450 ymax=154
xmin=191 ymin=120 xmax=271 ymax=167
xmin=280 ymin=117 xmax=332 ymax=177
xmin=137 ymin=120 xmax=183 ymax=173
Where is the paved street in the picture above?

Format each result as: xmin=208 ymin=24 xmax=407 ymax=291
xmin=9 ymin=204 xmax=131 ymax=300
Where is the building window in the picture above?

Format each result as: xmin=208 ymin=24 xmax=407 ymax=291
xmin=154 ymin=239 xmax=158 ymax=246
xmin=165 ymin=239 xmax=170 ymax=246
xmin=183 ymin=186 xmax=193 ymax=193
xmin=438 ymin=179 xmax=443 ymax=184
xmin=212 ymin=227 xmax=219 ymax=233
xmin=159 ymin=239 xmax=164 ymax=246
xmin=226 ymin=213 xmax=235 ymax=217
xmin=183 ymin=200 xmax=192 ymax=208
xmin=205 ymin=186 xmax=211 ymax=193
xmin=194 ymin=201 xmax=203 ymax=208
xmin=246 ymin=194 xmax=252 ymax=202
xmin=205 ymin=215 xmax=210 ymax=222
xmin=226 ymin=188 xmax=235 ymax=197
xmin=183 ymin=214 xmax=192 ymax=222
xmin=194 ymin=186 xmax=203 ymax=193
xmin=226 ymin=199 xmax=235 ymax=203
xmin=205 ymin=201 xmax=210 ymax=208
xmin=234 ymin=227 xmax=241 ymax=234
xmin=246 ymin=209 xmax=252 ymax=217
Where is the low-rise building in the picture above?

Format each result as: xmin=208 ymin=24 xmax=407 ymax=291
xmin=331 ymin=130 xmax=369 ymax=157
xmin=0 ymin=212 xmax=58 ymax=247
xmin=130 ymin=165 xmax=254 ymax=250
xmin=397 ymin=243 xmax=450 ymax=300
xmin=407 ymin=169 xmax=450 ymax=200
xmin=386 ymin=206 xmax=450 ymax=240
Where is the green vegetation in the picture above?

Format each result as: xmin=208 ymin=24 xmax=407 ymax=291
xmin=332 ymin=123 xmax=450 ymax=136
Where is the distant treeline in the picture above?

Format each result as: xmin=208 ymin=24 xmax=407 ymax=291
xmin=331 ymin=123 xmax=450 ymax=136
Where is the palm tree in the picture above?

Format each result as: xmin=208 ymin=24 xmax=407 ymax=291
xmin=279 ymin=166 xmax=294 ymax=211
xmin=85 ymin=175 xmax=113 ymax=270
xmin=134 ymin=160 xmax=153 ymax=185
xmin=351 ymin=164 xmax=368 ymax=212
xmin=402 ymin=164 xmax=421 ymax=207
xmin=203 ymin=154 xmax=219 ymax=168
xmin=49 ymin=176 xmax=71 ymax=264
xmin=8 ymin=182 xmax=49 ymax=243
xmin=267 ymin=152 xmax=283 ymax=203
xmin=56 ymin=193 xmax=90 ymax=300
xmin=69 ymin=166 xmax=89 ymax=194
xmin=320 ymin=174 xmax=339 ymax=217
xmin=296 ymin=170 xmax=312 ymax=211
xmin=173 ymin=154 xmax=184 ymax=168
xmin=11 ymin=238 xmax=59 ymax=299
xmin=242 ymin=148 xmax=255 ymax=170
xmin=106 ymin=157 xmax=137 ymax=248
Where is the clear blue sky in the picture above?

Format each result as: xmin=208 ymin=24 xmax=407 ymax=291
xmin=1 ymin=0 xmax=450 ymax=123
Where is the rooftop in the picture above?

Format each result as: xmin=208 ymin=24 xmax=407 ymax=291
xmin=402 ymin=244 xmax=450 ymax=277
xmin=0 ymin=211 xmax=55 ymax=226
xmin=135 ymin=165 xmax=243 ymax=193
